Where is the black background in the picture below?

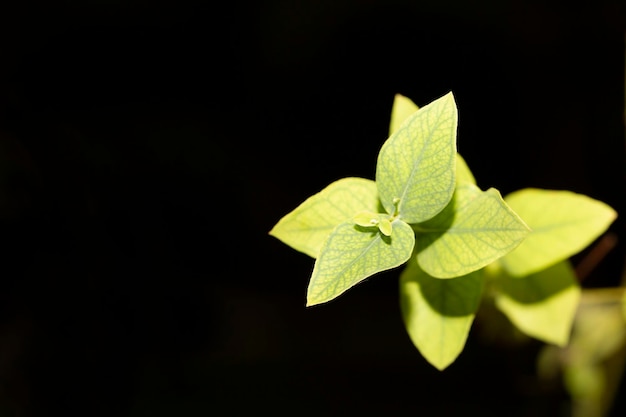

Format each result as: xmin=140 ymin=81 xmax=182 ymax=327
xmin=0 ymin=1 xmax=625 ymax=416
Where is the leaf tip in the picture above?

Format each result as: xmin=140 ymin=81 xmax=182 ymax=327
xmin=432 ymin=362 xmax=452 ymax=371
xmin=443 ymin=90 xmax=456 ymax=103
xmin=305 ymin=297 xmax=322 ymax=308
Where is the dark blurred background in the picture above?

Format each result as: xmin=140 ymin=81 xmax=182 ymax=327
xmin=0 ymin=1 xmax=624 ymax=416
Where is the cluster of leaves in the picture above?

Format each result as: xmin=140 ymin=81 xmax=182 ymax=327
xmin=269 ymin=92 xmax=618 ymax=370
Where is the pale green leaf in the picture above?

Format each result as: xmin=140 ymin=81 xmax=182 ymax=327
xmin=269 ymin=177 xmax=379 ymax=258
xmin=574 ymin=289 xmax=626 ymax=361
xmin=353 ymin=211 xmax=381 ymax=227
xmin=494 ymin=260 xmax=581 ymax=346
xmin=564 ymin=364 xmax=605 ymax=402
xmin=389 ymin=93 xmax=419 ymax=136
xmin=456 ymin=153 xmax=476 ymax=185
xmin=353 ymin=211 xmax=394 ymax=236
xmin=400 ymin=258 xmax=484 ymax=370
xmin=561 ymin=290 xmax=626 ymax=415
xmin=307 ymin=219 xmax=415 ymax=306
xmin=388 ymin=94 xmax=474 ymax=187
xmin=379 ymin=218 xmax=393 ymax=236
xmin=415 ymin=184 xmax=530 ymax=278
xmin=501 ymin=188 xmax=617 ymax=277
xmin=376 ymin=92 xmax=457 ymax=223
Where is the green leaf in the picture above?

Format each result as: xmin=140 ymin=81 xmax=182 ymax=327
xmin=400 ymin=257 xmax=484 ymax=370
xmin=353 ymin=211 xmax=393 ymax=236
xmin=500 ymin=188 xmax=617 ymax=277
xmin=456 ymin=153 xmax=476 ymax=185
xmin=376 ymin=92 xmax=457 ymax=223
xmin=560 ymin=290 xmax=626 ymax=414
xmin=494 ymin=260 xmax=581 ymax=346
xmin=379 ymin=218 xmax=393 ymax=236
xmin=269 ymin=177 xmax=379 ymax=258
xmin=389 ymin=93 xmax=419 ymax=136
xmin=415 ymin=184 xmax=530 ymax=278
xmin=388 ymin=94 xmax=474 ymax=187
xmin=307 ymin=219 xmax=415 ymax=306
xmin=573 ymin=289 xmax=626 ymax=361
xmin=353 ymin=211 xmax=382 ymax=227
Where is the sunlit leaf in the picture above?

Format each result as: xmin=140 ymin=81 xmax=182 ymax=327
xmin=456 ymin=153 xmax=476 ymax=185
xmin=494 ymin=260 xmax=581 ymax=346
xmin=376 ymin=92 xmax=457 ymax=223
xmin=400 ymin=258 xmax=484 ymax=370
xmin=353 ymin=211 xmax=393 ymax=236
xmin=306 ymin=219 xmax=414 ymax=306
xmin=501 ymin=188 xmax=617 ymax=277
xmin=379 ymin=218 xmax=393 ymax=236
xmin=389 ymin=94 xmax=474 ymax=187
xmin=416 ymin=184 xmax=530 ymax=278
xmin=389 ymin=93 xmax=419 ymax=136
xmin=269 ymin=177 xmax=379 ymax=258
xmin=353 ymin=211 xmax=381 ymax=227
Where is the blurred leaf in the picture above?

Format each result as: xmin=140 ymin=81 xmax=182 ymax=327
xmin=400 ymin=258 xmax=484 ymax=370
xmin=494 ymin=261 xmax=581 ymax=346
xmin=563 ymin=290 xmax=626 ymax=417
xmin=501 ymin=188 xmax=617 ymax=277
xmin=389 ymin=93 xmax=419 ymax=136
xmin=269 ymin=177 xmax=379 ymax=258
xmin=572 ymin=290 xmax=626 ymax=363
xmin=564 ymin=364 xmax=605 ymax=404
xmin=455 ymin=153 xmax=476 ymax=186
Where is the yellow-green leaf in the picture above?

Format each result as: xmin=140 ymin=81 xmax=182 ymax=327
xmin=379 ymin=218 xmax=393 ymax=236
xmin=400 ymin=258 xmax=484 ymax=370
xmin=494 ymin=260 xmax=581 ymax=346
xmin=389 ymin=93 xmax=419 ymax=136
xmin=269 ymin=177 xmax=379 ymax=258
xmin=456 ymin=153 xmax=476 ymax=186
xmin=388 ymin=94 xmax=475 ymax=187
xmin=501 ymin=188 xmax=617 ymax=277
xmin=377 ymin=92 xmax=457 ymax=223
xmin=307 ymin=219 xmax=414 ymax=306
xmin=353 ymin=211 xmax=381 ymax=227
xmin=416 ymin=184 xmax=530 ymax=278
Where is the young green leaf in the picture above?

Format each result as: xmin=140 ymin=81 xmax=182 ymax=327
xmin=455 ymin=153 xmax=476 ymax=186
xmin=269 ymin=177 xmax=379 ymax=258
xmin=353 ymin=211 xmax=393 ymax=236
xmin=494 ymin=260 xmax=581 ymax=346
xmin=389 ymin=93 xmax=419 ymax=136
xmin=388 ymin=94 xmax=475 ymax=187
xmin=378 ymin=218 xmax=393 ymax=236
xmin=501 ymin=188 xmax=618 ymax=277
xmin=353 ymin=211 xmax=381 ymax=227
xmin=307 ymin=219 xmax=414 ymax=306
xmin=415 ymin=184 xmax=530 ymax=278
xmin=400 ymin=257 xmax=484 ymax=370
xmin=376 ymin=92 xmax=457 ymax=223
